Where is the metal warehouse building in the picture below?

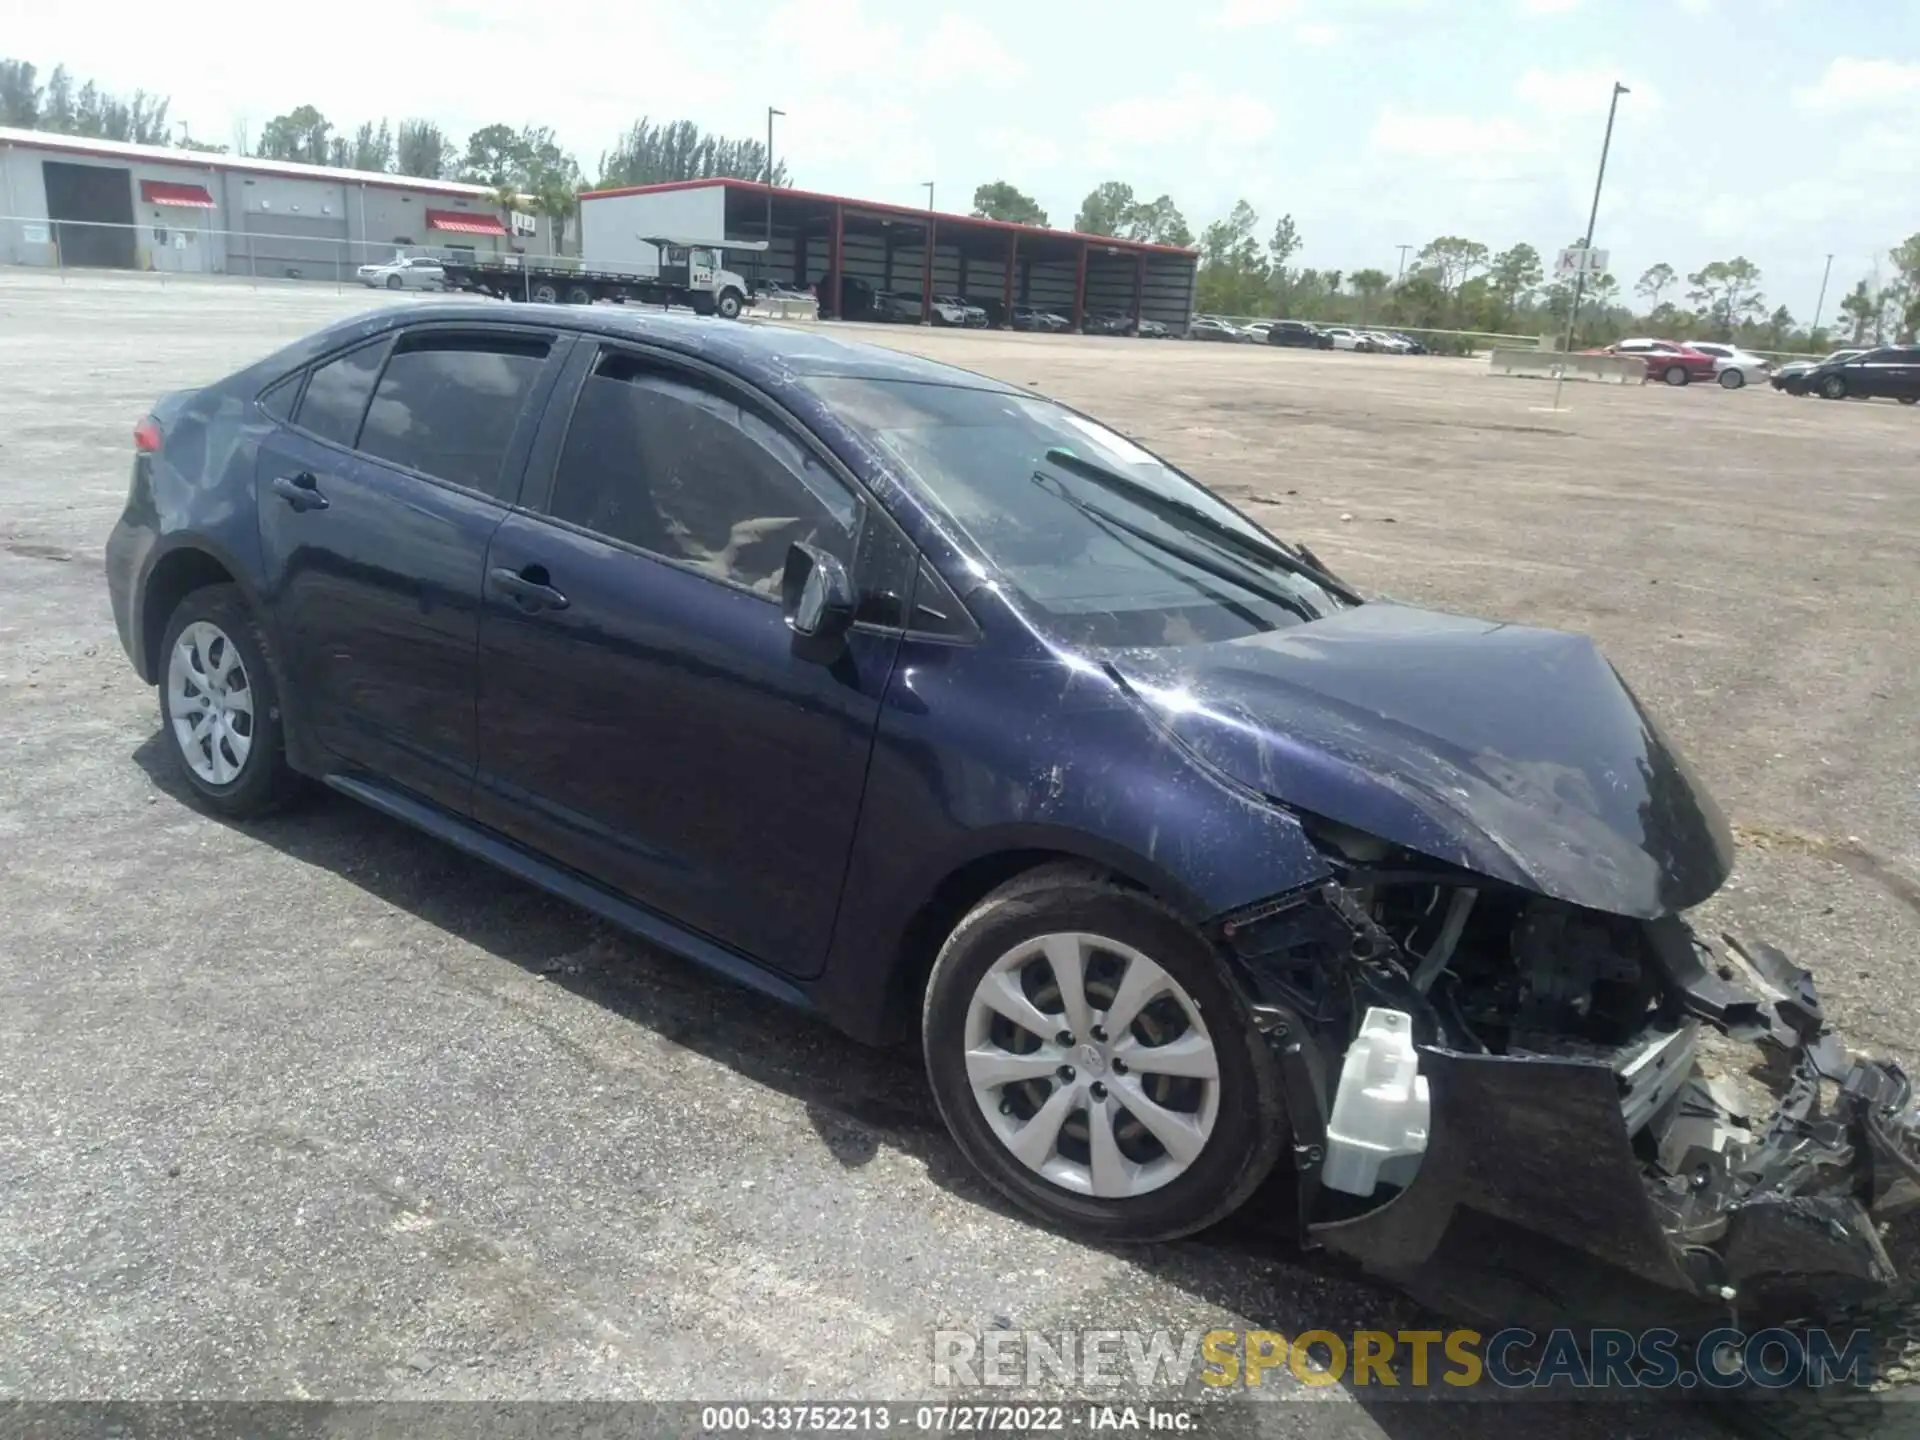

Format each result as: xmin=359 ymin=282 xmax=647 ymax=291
xmin=579 ymin=178 xmax=1197 ymax=332
xmin=0 ymin=127 xmax=564 ymax=280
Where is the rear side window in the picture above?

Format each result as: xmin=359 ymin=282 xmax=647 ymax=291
xmin=547 ymin=351 xmax=855 ymax=597
xmin=295 ymin=343 xmax=385 ymax=447
xmin=357 ymin=332 xmax=550 ymax=499
xmin=259 ymin=376 xmax=299 ymax=423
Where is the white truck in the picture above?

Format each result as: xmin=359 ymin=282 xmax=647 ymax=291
xmin=438 ymin=236 xmax=764 ymax=319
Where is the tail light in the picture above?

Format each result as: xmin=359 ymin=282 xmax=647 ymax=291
xmin=133 ymin=416 xmax=163 ymax=453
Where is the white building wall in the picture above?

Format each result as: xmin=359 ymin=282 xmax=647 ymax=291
xmin=580 ymin=187 xmax=726 ymax=272
xmin=0 ymin=141 xmax=55 ymax=266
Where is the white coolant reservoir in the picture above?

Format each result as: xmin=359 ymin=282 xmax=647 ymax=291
xmin=1322 ymin=1007 xmax=1431 ymax=1197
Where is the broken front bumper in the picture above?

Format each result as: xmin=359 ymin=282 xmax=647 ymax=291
xmin=1282 ymin=928 xmax=1920 ymax=1332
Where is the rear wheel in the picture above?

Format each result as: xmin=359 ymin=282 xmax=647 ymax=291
xmin=1822 ymin=374 xmax=1848 ymax=400
xmin=1719 ymin=368 xmax=1745 ymax=389
xmin=922 ymin=868 xmax=1286 ymax=1242
xmin=1663 ymin=364 xmax=1690 ymax=386
xmin=565 ymin=285 xmax=592 ymax=305
xmin=1899 ymin=396 xmax=1917 ymax=405
xmin=531 ymin=281 xmax=560 ymax=304
xmin=158 ymin=585 xmax=304 ymax=818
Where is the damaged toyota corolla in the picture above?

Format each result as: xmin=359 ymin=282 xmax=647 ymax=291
xmin=109 ymin=310 xmax=1919 ymax=1335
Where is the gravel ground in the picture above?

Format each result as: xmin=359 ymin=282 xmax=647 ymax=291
xmin=3 ymin=268 xmax=1916 ymax=1437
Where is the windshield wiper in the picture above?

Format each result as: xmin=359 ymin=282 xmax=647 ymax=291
xmin=1040 ymin=446 xmax=1359 ymax=602
xmin=1032 ymin=473 xmax=1320 ymax=625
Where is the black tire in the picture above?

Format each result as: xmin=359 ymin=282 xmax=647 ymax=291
xmin=156 ymin=584 xmax=305 ymax=819
xmin=531 ymin=281 xmax=560 ymax=304
xmin=922 ymin=866 xmax=1287 ymax=1243
xmin=385 ymin=274 xmax=402 ymax=291
xmin=1898 ymin=396 xmax=1916 ymax=405
xmin=564 ymin=286 xmax=592 ymax=306
xmin=1663 ymin=364 xmax=1690 ymax=386
xmin=715 ymin=287 xmax=744 ymax=320
xmin=1719 ymin=368 xmax=1745 ymax=390
xmin=1822 ymin=374 xmax=1848 ymax=400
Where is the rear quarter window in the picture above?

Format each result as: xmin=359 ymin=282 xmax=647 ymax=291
xmin=294 ymin=341 xmax=387 ymax=447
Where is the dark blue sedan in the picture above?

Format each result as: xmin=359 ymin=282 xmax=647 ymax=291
xmin=106 ymin=304 xmax=1920 ymax=1328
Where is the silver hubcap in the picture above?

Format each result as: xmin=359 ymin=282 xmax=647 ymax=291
xmin=166 ymin=621 xmax=254 ymax=785
xmin=964 ymin=932 xmax=1220 ymax=1199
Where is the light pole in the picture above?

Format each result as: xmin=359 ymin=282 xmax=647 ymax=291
xmin=1810 ymin=252 xmax=1835 ymax=340
xmin=1395 ymin=243 xmax=1412 ymax=283
xmin=1553 ymin=81 xmax=1629 ymax=412
xmin=923 ymin=181 xmax=935 ymax=211
xmin=765 ymin=107 xmax=784 ymax=251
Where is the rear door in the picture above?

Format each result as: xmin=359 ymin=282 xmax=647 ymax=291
xmin=256 ymin=324 xmax=567 ymax=812
xmin=472 ymin=343 xmax=910 ymax=976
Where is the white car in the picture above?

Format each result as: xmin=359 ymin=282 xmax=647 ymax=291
xmin=1683 ymin=341 xmax=1772 ymax=390
xmin=1321 ymin=326 xmax=1375 ymax=352
xmin=357 ymin=255 xmax=448 ymax=291
xmin=1366 ymin=331 xmax=1414 ymax=354
xmin=1242 ymin=321 xmax=1276 ymax=341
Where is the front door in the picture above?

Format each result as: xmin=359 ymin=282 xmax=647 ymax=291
xmin=473 ymin=345 xmax=902 ymax=976
xmin=255 ymin=326 xmax=564 ymax=812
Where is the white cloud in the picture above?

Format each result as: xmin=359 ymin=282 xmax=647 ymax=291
xmin=1369 ymin=108 xmax=1549 ymax=161
xmin=1794 ymin=58 xmax=1920 ymax=111
xmin=1210 ymin=0 xmax=1300 ymax=25
xmin=1087 ymin=80 xmax=1276 ymax=148
xmin=1294 ymin=22 xmax=1342 ymax=46
xmin=1517 ymin=0 xmax=1580 ymax=14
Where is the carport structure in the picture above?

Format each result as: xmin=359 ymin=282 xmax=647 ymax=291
xmin=575 ymin=178 xmax=1197 ymax=333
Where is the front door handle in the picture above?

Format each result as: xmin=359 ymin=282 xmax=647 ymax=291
xmin=272 ymin=472 xmax=328 ymax=512
xmin=488 ymin=564 xmax=570 ymax=612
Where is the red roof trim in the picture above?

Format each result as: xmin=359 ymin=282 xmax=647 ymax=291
xmin=426 ymin=209 xmax=508 ymax=235
xmin=575 ymin=177 xmax=1197 ymax=255
xmin=139 ymin=180 xmax=215 ymax=208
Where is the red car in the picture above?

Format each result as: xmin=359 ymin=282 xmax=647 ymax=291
xmin=1584 ymin=337 xmax=1720 ymax=386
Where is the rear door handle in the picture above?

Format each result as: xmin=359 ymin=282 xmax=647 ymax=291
xmin=488 ymin=564 xmax=570 ymax=612
xmin=272 ymin=472 xmax=328 ymax=512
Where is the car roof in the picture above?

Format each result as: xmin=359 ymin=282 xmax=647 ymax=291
xmin=296 ymin=301 xmax=1026 ymax=392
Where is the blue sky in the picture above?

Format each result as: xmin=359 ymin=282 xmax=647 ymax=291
xmin=14 ymin=0 xmax=1919 ymax=316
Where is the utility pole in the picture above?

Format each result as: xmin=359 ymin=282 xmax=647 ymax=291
xmin=1395 ymin=244 xmax=1412 ymax=283
xmin=923 ymin=181 xmax=935 ymax=212
xmin=1553 ymin=81 xmax=1629 ymax=413
xmin=765 ymin=107 xmax=784 ymax=248
xmin=1810 ymin=252 xmax=1835 ymax=339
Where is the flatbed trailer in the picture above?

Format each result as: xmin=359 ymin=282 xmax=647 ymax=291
xmin=440 ymin=238 xmax=758 ymax=319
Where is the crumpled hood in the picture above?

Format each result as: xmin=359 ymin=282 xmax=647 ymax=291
xmin=1108 ymin=604 xmax=1734 ymax=919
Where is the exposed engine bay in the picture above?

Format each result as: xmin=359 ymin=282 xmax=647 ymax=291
xmin=1219 ymin=820 xmax=1920 ymax=1332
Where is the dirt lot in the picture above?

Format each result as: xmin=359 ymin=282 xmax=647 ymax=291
xmin=2 ymin=268 xmax=1916 ymax=1435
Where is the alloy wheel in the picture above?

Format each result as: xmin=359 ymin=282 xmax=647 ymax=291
xmin=963 ymin=931 xmax=1220 ymax=1199
xmin=166 ymin=621 xmax=254 ymax=785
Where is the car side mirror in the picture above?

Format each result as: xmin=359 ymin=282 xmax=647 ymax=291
xmin=782 ymin=542 xmax=855 ymax=648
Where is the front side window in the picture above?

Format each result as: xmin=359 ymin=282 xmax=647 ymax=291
xmin=548 ymin=352 xmax=855 ymax=597
xmin=807 ymin=377 xmax=1347 ymax=650
xmin=294 ymin=342 xmax=386 ymax=447
xmin=357 ymin=332 xmax=550 ymax=499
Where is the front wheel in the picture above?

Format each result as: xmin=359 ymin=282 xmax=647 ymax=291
xmin=1663 ymin=364 xmax=1690 ymax=386
xmin=386 ymin=275 xmax=402 ymax=291
xmin=157 ymin=584 xmax=305 ymax=818
xmin=1719 ymin=368 xmax=1745 ymax=390
xmin=922 ymin=869 xmax=1286 ymax=1242
xmin=1822 ymin=375 xmax=1848 ymax=400
xmin=715 ymin=287 xmax=744 ymax=320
